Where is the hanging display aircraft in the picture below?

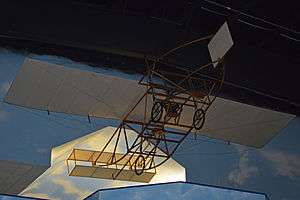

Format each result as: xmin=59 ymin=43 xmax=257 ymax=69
xmin=4 ymin=22 xmax=295 ymax=183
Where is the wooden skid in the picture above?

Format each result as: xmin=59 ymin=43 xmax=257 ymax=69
xmin=68 ymin=149 xmax=151 ymax=166
xmin=69 ymin=165 xmax=155 ymax=183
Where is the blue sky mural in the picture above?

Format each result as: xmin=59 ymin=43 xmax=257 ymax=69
xmin=0 ymin=48 xmax=299 ymax=200
xmin=86 ymin=182 xmax=267 ymax=200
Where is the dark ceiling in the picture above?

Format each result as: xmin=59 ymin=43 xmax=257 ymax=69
xmin=0 ymin=0 xmax=299 ymax=115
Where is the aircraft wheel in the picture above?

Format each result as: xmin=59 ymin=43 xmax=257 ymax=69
xmin=151 ymin=101 xmax=163 ymax=122
xmin=134 ymin=155 xmax=146 ymax=175
xmin=193 ymin=108 xmax=205 ymax=130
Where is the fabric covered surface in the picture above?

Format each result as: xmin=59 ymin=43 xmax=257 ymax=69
xmin=5 ymin=58 xmax=295 ymax=148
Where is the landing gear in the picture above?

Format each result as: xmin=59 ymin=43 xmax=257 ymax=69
xmin=151 ymin=101 xmax=163 ymax=122
xmin=134 ymin=155 xmax=146 ymax=175
xmin=193 ymin=108 xmax=205 ymax=130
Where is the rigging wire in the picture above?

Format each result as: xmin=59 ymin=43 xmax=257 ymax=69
xmin=28 ymin=111 xmax=90 ymax=132
xmin=200 ymin=6 xmax=227 ymax=17
xmin=185 ymin=135 xmax=225 ymax=143
xmin=53 ymin=114 xmax=94 ymax=131
xmin=0 ymin=1 xmax=299 ymax=44
xmin=179 ymin=133 xmax=262 ymax=157
xmin=176 ymin=137 xmax=215 ymax=154
xmin=201 ymin=0 xmax=300 ymax=36
xmin=198 ymin=1 xmax=300 ymax=43
xmin=4 ymin=102 xmax=93 ymax=133
xmin=175 ymin=148 xmax=255 ymax=157
xmin=165 ymin=61 xmax=300 ymax=108
xmin=280 ymin=33 xmax=300 ymax=42
xmin=237 ymin=19 xmax=271 ymax=31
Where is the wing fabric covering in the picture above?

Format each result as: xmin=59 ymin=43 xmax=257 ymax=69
xmin=201 ymin=98 xmax=294 ymax=147
xmin=5 ymin=58 xmax=147 ymax=120
xmin=5 ymin=58 xmax=295 ymax=148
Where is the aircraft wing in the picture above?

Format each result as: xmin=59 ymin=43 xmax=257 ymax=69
xmin=5 ymin=58 xmax=294 ymax=148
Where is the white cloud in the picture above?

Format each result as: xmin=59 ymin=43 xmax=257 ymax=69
xmin=51 ymin=178 xmax=93 ymax=199
xmin=52 ymin=178 xmax=82 ymax=197
xmin=228 ymin=146 xmax=258 ymax=186
xmin=261 ymin=150 xmax=300 ymax=179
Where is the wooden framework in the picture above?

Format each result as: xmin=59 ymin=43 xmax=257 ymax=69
xmin=67 ymin=35 xmax=225 ymax=182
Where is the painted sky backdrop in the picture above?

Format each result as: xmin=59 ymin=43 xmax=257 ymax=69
xmin=0 ymin=48 xmax=299 ymax=200
xmin=86 ymin=182 xmax=267 ymax=200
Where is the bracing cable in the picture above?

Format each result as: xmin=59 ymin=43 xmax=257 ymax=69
xmin=200 ymin=0 xmax=300 ymax=42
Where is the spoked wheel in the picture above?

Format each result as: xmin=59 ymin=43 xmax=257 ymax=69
xmin=151 ymin=101 xmax=163 ymax=122
xmin=134 ymin=155 xmax=146 ymax=175
xmin=193 ymin=108 xmax=205 ymax=130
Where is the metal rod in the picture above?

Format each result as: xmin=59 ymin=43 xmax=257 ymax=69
xmin=157 ymin=35 xmax=213 ymax=61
